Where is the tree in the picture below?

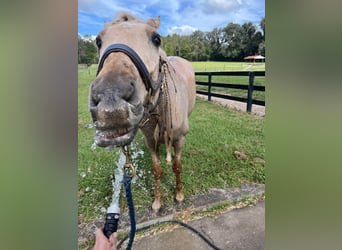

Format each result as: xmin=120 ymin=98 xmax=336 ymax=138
xmin=189 ymin=31 xmax=210 ymax=61
xmin=78 ymin=35 xmax=98 ymax=64
xmin=260 ymin=17 xmax=265 ymax=38
xmin=241 ymin=22 xmax=263 ymax=57
xmin=259 ymin=17 xmax=266 ymax=56
xmin=222 ymin=23 xmax=245 ymax=60
xmin=79 ymin=17 xmax=266 ymax=63
xmin=206 ymin=28 xmax=225 ymax=60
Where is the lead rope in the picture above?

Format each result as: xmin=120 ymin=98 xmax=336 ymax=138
xmin=117 ymin=145 xmax=222 ymax=250
xmin=121 ymin=146 xmax=136 ymax=250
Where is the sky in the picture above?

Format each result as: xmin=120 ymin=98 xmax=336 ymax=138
xmin=78 ymin=0 xmax=265 ymax=38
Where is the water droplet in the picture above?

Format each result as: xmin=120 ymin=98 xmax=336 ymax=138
xmin=105 ymin=145 xmax=116 ymax=151
xmin=131 ymin=176 xmax=138 ymax=183
xmin=85 ymin=123 xmax=96 ymax=129
xmin=91 ymin=142 xmax=97 ymax=151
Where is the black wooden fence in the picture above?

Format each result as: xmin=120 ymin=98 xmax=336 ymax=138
xmin=195 ymin=71 xmax=265 ymax=112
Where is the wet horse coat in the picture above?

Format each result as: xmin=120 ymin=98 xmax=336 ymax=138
xmin=89 ymin=13 xmax=196 ymax=212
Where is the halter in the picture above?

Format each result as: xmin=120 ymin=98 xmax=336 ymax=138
xmin=96 ymin=43 xmax=165 ymax=92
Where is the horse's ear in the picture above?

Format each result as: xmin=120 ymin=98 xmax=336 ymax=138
xmin=104 ymin=22 xmax=110 ymax=28
xmin=147 ymin=16 xmax=160 ymax=29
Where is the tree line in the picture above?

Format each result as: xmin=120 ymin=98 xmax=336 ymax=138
xmin=78 ymin=35 xmax=98 ymax=65
xmin=78 ymin=17 xmax=265 ymax=64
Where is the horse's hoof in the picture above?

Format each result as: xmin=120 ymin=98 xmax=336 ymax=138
xmin=176 ymin=192 xmax=184 ymax=203
xmin=152 ymin=209 xmax=160 ymax=216
xmin=166 ymin=154 xmax=172 ymax=164
xmin=152 ymin=200 xmax=161 ymax=213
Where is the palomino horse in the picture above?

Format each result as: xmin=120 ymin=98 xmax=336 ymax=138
xmin=89 ymin=13 xmax=196 ymax=212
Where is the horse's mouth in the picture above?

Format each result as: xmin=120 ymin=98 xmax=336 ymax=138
xmin=94 ymin=126 xmax=138 ymax=147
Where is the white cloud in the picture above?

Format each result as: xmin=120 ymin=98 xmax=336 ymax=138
xmin=203 ymin=0 xmax=244 ymax=14
xmin=78 ymin=33 xmax=97 ymax=41
xmin=78 ymin=0 xmax=264 ymax=36
xmin=168 ymin=25 xmax=198 ymax=35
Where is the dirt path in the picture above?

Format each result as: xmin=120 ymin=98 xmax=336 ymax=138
xmin=197 ymin=95 xmax=265 ymax=117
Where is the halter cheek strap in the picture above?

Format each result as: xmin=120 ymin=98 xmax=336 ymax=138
xmin=96 ymin=43 xmax=164 ymax=92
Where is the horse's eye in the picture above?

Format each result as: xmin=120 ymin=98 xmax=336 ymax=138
xmin=95 ymin=36 xmax=102 ymax=49
xmin=152 ymin=33 xmax=161 ymax=47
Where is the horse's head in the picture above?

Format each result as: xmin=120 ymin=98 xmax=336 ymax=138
xmin=89 ymin=13 xmax=166 ymax=147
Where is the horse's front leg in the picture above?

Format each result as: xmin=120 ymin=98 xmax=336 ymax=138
xmin=150 ymin=150 xmax=163 ymax=213
xmin=173 ymin=137 xmax=185 ymax=203
xmin=166 ymin=140 xmax=172 ymax=165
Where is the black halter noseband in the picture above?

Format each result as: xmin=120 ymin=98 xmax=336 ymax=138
xmin=96 ymin=43 xmax=164 ymax=92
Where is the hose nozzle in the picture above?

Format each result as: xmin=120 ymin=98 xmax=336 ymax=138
xmin=104 ymin=213 xmax=120 ymax=238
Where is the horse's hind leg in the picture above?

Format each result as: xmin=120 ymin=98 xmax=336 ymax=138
xmin=172 ymin=137 xmax=185 ymax=203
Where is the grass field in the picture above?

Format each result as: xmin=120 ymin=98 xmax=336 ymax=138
xmin=78 ymin=62 xmax=265 ymax=225
xmin=191 ymin=61 xmax=265 ymax=72
xmin=192 ymin=61 xmax=266 ymax=102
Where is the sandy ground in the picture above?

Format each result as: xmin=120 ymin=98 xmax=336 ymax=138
xmin=197 ymin=95 xmax=265 ymax=117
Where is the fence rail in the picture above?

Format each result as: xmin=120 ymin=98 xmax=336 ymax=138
xmin=195 ymin=71 xmax=265 ymax=113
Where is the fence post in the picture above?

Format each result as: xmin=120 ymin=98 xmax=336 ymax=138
xmin=208 ymin=73 xmax=212 ymax=101
xmin=247 ymin=72 xmax=255 ymax=112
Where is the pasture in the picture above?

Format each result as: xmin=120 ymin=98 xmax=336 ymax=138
xmin=78 ymin=63 xmax=265 ymax=224
xmin=192 ymin=61 xmax=266 ymax=102
xmin=191 ymin=61 xmax=265 ymax=72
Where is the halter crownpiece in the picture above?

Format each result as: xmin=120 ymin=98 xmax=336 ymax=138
xmin=96 ymin=43 xmax=164 ymax=91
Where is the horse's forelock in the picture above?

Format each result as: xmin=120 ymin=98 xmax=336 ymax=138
xmin=107 ymin=13 xmax=160 ymax=30
xmin=112 ymin=12 xmax=139 ymax=24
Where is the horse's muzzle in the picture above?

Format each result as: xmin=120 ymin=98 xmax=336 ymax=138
xmin=90 ymin=98 xmax=144 ymax=147
xmin=93 ymin=126 xmax=138 ymax=147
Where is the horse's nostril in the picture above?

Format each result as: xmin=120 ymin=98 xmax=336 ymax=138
xmin=90 ymin=95 xmax=100 ymax=122
xmin=91 ymin=95 xmax=100 ymax=107
xmin=90 ymin=106 xmax=98 ymax=122
xmin=122 ymin=80 xmax=135 ymax=102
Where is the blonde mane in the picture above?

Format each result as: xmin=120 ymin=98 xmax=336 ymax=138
xmin=112 ymin=12 xmax=139 ymax=23
xmin=104 ymin=12 xmax=159 ymax=29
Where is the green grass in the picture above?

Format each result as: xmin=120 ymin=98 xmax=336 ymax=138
xmin=191 ymin=61 xmax=265 ymax=72
xmin=78 ymin=62 xmax=265 ymax=224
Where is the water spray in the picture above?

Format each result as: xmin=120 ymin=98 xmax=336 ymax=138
xmin=103 ymin=149 xmax=125 ymax=238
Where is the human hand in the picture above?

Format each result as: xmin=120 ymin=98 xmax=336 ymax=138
xmin=92 ymin=228 xmax=117 ymax=250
